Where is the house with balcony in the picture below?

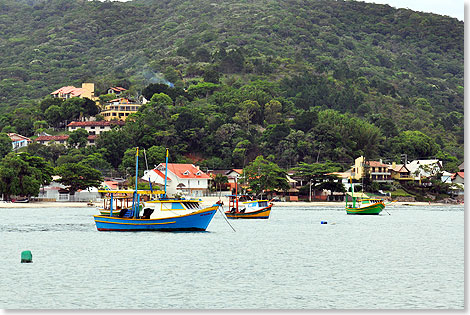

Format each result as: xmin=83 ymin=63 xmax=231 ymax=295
xmin=100 ymin=98 xmax=142 ymax=121
xmin=143 ymin=163 xmax=210 ymax=197
xmin=353 ymin=156 xmax=392 ymax=183
xmin=389 ymin=163 xmax=413 ymax=181
xmin=67 ymin=120 xmax=125 ymax=135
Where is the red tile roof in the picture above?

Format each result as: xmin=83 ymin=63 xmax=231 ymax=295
xmin=35 ymin=135 xmax=69 ymax=141
xmin=67 ymin=121 xmax=125 ymax=127
xmin=8 ymin=133 xmax=31 ymax=142
xmin=151 ymin=169 xmax=171 ymax=181
xmin=452 ymin=172 xmax=464 ymax=179
xmin=157 ymin=163 xmax=210 ymax=179
xmin=390 ymin=164 xmax=409 ymax=173
xmin=109 ymin=87 xmax=127 ymax=92
xmin=51 ymin=86 xmax=86 ymax=97
xmin=367 ymin=161 xmax=388 ymax=167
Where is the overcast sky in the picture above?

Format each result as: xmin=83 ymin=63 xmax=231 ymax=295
xmin=359 ymin=0 xmax=464 ymax=21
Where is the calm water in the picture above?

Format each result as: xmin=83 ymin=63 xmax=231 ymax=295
xmin=0 ymin=204 xmax=464 ymax=309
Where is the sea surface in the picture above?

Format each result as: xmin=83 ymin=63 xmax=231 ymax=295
xmin=0 ymin=204 xmax=464 ymax=309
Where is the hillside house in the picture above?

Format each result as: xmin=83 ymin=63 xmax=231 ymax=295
xmin=143 ymin=163 xmax=210 ymax=197
xmin=34 ymin=134 xmax=98 ymax=147
xmin=100 ymin=98 xmax=142 ymax=121
xmin=51 ymin=83 xmax=98 ymax=101
xmin=8 ymin=133 xmax=32 ymax=150
xmin=67 ymin=120 xmax=125 ymax=135
xmin=107 ymin=87 xmax=127 ymax=96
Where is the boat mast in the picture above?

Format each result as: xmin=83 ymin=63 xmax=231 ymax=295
xmin=133 ymin=147 xmax=140 ymax=218
xmin=350 ymin=176 xmax=356 ymax=208
xmin=164 ymin=148 xmax=169 ymax=198
xmin=235 ymin=177 xmax=238 ymax=212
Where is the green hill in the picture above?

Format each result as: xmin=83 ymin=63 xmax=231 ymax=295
xmin=0 ymin=0 xmax=463 ymax=169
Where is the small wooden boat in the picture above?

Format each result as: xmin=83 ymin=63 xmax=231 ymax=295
xmin=345 ymin=185 xmax=385 ymax=215
xmin=225 ymin=194 xmax=273 ymax=219
xmin=97 ymin=192 xmax=136 ymax=216
xmin=93 ymin=148 xmax=220 ymax=232
xmin=346 ymin=197 xmax=385 ymax=215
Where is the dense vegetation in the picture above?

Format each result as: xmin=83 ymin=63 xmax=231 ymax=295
xmin=0 ymin=0 xmax=463 ymax=183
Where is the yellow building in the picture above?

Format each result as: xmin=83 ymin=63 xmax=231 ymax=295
xmin=100 ymin=98 xmax=142 ymax=121
xmin=353 ymin=156 xmax=391 ymax=182
xmin=50 ymin=83 xmax=98 ymax=101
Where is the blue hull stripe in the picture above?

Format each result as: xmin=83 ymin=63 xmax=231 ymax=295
xmin=94 ymin=209 xmax=217 ymax=231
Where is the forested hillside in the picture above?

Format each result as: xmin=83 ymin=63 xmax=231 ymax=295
xmin=0 ymin=0 xmax=463 ymax=172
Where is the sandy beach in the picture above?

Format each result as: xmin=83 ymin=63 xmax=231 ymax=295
xmin=0 ymin=196 xmax=455 ymax=208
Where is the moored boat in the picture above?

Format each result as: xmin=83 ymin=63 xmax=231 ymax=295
xmin=97 ymin=191 xmax=135 ymax=216
xmin=93 ymin=148 xmax=220 ymax=232
xmin=345 ymin=179 xmax=385 ymax=215
xmin=345 ymin=195 xmax=385 ymax=215
xmin=225 ymin=194 xmax=273 ymax=219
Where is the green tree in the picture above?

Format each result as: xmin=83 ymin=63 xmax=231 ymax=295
xmin=0 ymin=152 xmax=53 ymax=200
xmin=67 ymin=128 xmax=89 ymax=148
xmin=55 ymin=163 xmax=103 ymax=195
xmin=0 ymin=133 xmax=12 ymax=158
xmin=45 ymin=105 xmax=63 ymax=128
xmin=292 ymin=162 xmax=342 ymax=200
xmin=242 ymin=155 xmax=289 ymax=196
xmin=213 ymin=173 xmax=228 ymax=196
xmin=392 ymin=130 xmax=440 ymax=159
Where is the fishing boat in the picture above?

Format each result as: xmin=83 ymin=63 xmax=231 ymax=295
xmin=97 ymin=191 xmax=135 ymax=216
xmin=345 ymin=178 xmax=385 ymax=215
xmin=225 ymin=194 xmax=273 ymax=219
xmin=93 ymin=148 xmax=220 ymax=231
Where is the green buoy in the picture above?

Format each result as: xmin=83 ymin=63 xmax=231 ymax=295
xmin=21 ymin=250 xmax=32 ymax=263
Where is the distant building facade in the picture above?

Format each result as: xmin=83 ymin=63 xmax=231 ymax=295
xmin=100 ymin=98 xmax=142 ymax=121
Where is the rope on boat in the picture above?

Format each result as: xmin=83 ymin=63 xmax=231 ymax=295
xmin=218 ymin=201 xmax=236 ymax=232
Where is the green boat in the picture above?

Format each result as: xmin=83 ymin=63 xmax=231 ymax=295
xmin=346 ymin=196 xmax=385 ymax=215
xmin=345 ymin=181 xmax=385 ymax=215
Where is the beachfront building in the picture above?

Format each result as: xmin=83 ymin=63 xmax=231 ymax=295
xmin=406 ymin=159 xmax=443 ymax=181
xmin=143 ymin=163 xmax=210 ymax=197
xmin=353 ymin=156 xmax=392 ymax=183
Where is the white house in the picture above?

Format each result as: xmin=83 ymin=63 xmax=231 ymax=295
xmin=143 ymin=163 xmax=210 ymax=197
xmin=8 ymin=133 xmax=32 ymax=150
xmin=67 ymin=120 xmax=125 ymax=136
xmin=406 ymin=159 xmax=443 ymax=180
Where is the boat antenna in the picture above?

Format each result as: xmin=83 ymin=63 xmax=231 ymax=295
xmin=164 ymin=148 xmax=169 ymax=198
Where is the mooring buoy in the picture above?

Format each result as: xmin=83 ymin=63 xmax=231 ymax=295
xmin=21 ymin=250 xmax=32 ymax=263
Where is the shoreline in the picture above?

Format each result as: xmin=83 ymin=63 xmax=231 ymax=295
xmin=0 ymin=196 xmax=462 ymax=208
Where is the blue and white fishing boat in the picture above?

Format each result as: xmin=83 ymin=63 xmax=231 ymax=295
xmin=93 ymin=148 xmax=220 ymax=232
